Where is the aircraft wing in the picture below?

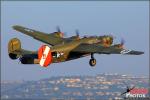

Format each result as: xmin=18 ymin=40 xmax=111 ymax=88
xmin=12 ymin=25 xmax=65 ymax=46
xmin=72 ymin=44 xmax=144 ymax=55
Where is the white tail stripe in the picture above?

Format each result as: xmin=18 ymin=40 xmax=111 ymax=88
xmin=39 ymin=46 xmax=50 ymax=66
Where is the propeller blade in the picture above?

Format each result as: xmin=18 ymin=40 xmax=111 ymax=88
xmin=75 ymin=29 xmax=79 ymax=37
xmin=56 ymin=26 xmax=61 ymax=32
xmin=63 ymin=32 xmax=67 ymax=37
xmin=108 ymin=33 xmax=115 ymax=39
xmin=121 ymin=38 xmax=125 ymax=46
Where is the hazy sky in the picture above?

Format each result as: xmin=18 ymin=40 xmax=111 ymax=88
xmin=1 ymin=1 xmax=149 ymax=81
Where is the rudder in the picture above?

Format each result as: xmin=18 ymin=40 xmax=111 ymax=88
xmin=8 ymin=38 xmax=21 ymax=59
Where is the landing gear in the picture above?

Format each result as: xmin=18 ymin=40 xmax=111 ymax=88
xmin=89 ymin=53 xmax=96 ymax=67
xmin=89 ymin=58 xmax=96 ymax=67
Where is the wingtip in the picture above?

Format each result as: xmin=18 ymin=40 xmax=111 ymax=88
xmin=139 ymin=51 xmax=144 ymax=55
xmin=128 ymin=50 xmax=144 ymax=55
xmin=12 ymin=25 xmax=26 ymax=32
xmin=12 ymin=25 xmax=20 ymax=30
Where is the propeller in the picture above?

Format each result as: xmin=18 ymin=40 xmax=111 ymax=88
xmin=56 ymin=26 xmax=65 ymax=38
xmin=75 ymin=29 xmax=80 ymax=37
xmin=121 ymin=38 xmax=125 ymax=46
xmin=107 ymin=34 xmax=113 ymax=39
xmin=56 ymin=26 xmax=61 ymax=33
xmin=63 ymin=32 xmax=67 ymax=37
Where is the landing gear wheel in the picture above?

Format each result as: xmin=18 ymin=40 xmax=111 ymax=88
xmin=89 ymin=58 xmax=96 ymax=67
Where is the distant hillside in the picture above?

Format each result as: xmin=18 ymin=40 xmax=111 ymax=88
xmin=1 ymin=74 xmax=149 ymax=99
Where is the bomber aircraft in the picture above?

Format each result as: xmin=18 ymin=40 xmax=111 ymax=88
xmin=8 ymin=25 xmax=144 ymax=67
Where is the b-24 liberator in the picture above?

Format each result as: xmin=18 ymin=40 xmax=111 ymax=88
xmin=8 ymin=25 xmax=144 ymax=67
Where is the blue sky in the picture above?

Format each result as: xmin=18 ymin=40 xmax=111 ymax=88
xmin=1 ymin=1 xmax=149 ymax=80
